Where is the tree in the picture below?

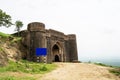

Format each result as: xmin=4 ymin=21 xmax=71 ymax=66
xmin=0 ymin=9 xmax=12 ymax=27
xmin=15 ymin=20 xmax=23 ymax=36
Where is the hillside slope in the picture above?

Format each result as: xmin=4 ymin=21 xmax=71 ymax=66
xmin=0 ymin=32 xmax=26 ymax=66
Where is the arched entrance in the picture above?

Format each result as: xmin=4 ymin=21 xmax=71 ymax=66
xmin=52 ymin=44 xmax=61 ymax=62
xmin=54 ymin=55 xmax=60 ymax=62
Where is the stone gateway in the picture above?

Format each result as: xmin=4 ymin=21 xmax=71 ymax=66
xmin=22 ymin=22 xmax=78 ymax=63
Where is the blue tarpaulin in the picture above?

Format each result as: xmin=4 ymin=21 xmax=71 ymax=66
xmin=36 ymin=48 xmax=47 ymax=56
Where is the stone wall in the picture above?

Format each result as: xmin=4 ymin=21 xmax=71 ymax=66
xmin=22 ymin=22 xmax=78 ymax=63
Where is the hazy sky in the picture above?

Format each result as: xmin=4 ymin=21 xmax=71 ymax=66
xmin=0 ymin=0 xmax=120 ymax=62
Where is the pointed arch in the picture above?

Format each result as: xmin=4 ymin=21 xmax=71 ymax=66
xmin=52 ymin=41 xmax=63 ymax=62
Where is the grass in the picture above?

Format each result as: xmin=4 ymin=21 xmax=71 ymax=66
xmin=94 ymin=62 xmax=120 ymax=77
xmin=0 ymin=47 xmax=3 ymax=51
xmin=0 ymin=60 xmax=57 ymax=80
xmin=0 ymin=60 xmax=57 ymax=74
xmin=0 ymin=32 xmax=10 ymax=38
xmin=109 ymin=67 xmax=120 ymax=77
xmin=10 ymin=37 xmax=21 ymax=45
xmin=0 ymin=32 xmax=12 ymax=43
xmin=0 ymin=76 xmax=35 ymax=80
xmin=0 ymin=32 xmax=21 ymax=42
xmin=94 ymin=62 xmax=114 ymax=67
xmin=0 ymin=31 xmax=22 ymax=45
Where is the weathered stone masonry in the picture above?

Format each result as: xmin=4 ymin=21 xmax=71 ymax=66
xmin=22 ymin=22 xmax=78 ymax=63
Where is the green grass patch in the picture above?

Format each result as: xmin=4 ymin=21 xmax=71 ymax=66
xmin=0 ymin=32 xmax=10 ymax=38
xmin=0 ymin=60 xmax=57 ymax=74
xmin=12 ymin=37 xmax=21 ymax=42
xmin=109 ymin=67 xmax=120 ymax=77
xmin=10 ymin=37 xmax=21 ymax=45
xmin=94 ymin=63 xmax=108 ymax=66
xmin=94 ymin=62 xmax=120 ymax=77
xmin=15 ymin=37 xmax=21 ymax=41
xmin=0 ymin=47 xmax=3 ymax=51
xmin=94 ymin=62 xmax=113 ymax=67
xmin=0 ymin=32 xmax=12 ymax=42
xmin=0 ymin=76 xmax=35 ymax=80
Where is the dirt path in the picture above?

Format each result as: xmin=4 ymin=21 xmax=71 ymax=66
xmin=40 ymin=63 xmax=119 ymax=80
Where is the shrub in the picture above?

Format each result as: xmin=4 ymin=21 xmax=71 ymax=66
xmin=109 ymin=68 xmax=120 ymax=76
xmin=40 ymin=65 xmax=47 ymax=71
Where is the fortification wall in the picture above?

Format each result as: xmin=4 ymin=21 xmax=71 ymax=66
xmin=22 ymin=22 xmax=78 ymax=63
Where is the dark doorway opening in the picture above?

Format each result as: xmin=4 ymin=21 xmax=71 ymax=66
xmin=54 ymin=55 xmax=60 ymax=62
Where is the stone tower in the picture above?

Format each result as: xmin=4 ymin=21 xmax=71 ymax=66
xmin=22 ymin=22 xmax=78 ymax=63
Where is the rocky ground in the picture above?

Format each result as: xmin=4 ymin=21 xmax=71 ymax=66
xmin=0 ymin=35 xmax=27 ymax=66
xmin=40 ymin=63 xmax=119 ymax=80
